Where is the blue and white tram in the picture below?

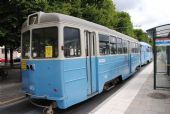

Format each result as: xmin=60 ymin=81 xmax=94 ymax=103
xmin=140 ymin=42 xmax=153 ymax=65
xmin=21 ymin=12 xmax=141 ymax=109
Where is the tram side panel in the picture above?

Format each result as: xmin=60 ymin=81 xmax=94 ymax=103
xmin=22 ymin=60 xmax=65 ymax=107
xmin=97 ymin=55 xmax=126 ymax=93
xmin=140 ymin=42 xmax=153 ymax=65
xmin=63 ymin=58 xmax=87 ymax=109
xmin=131 ymin=53 xmax=140 ymax=72
xmin=140 ymin=45 xmax=145 ymax=65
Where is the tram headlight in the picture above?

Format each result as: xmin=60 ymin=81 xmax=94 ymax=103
xmin=30 ymin=64 xmax=35 ymax=71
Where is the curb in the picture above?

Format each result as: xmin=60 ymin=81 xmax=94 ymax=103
xmin=0 ymin=83 xmax=21 ymax=89
xmin=0 ymin=96 xmax=26 ymax=106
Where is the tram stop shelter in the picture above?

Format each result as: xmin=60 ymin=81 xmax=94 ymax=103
xmin=147 ymin=24 xmax=170 ymax=89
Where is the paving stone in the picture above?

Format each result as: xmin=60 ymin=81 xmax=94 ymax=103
xmin=144 ymin=110 xmax=159 ymax=114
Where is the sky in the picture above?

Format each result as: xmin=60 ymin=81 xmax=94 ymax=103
xmin=114 ymin=0 xmax=170 ymax=31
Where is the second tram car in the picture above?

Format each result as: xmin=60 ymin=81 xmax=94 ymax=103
xmin=21 ymin=12 xmax=149 ymax=110
xmin=140 ymin=42 xmax=153 ymax=65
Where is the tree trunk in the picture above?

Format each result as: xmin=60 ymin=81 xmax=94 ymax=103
xmin=5 ymin=45 xmax=8 ymax=64
xmin=10 ymin=47 xmax=13 ymax=67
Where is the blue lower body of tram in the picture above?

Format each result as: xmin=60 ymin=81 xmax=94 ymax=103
xmin=140 ymin=52 xmax=152 ymax=65
xmin=22 ymin=54 xmax=140 ymax=109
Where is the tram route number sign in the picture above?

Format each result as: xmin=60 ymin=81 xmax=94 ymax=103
xmin=155 ymin=38 xmax=170 ymax=46
xmin=45 ymin=46 xmax=53 ymax=58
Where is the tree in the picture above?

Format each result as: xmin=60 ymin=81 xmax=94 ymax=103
xmin=0 ymin=0 xmax=49 ymax=47
xmin=0 ymin=0 xmax=117 ymax=49
xmin=0 ymin=0 xmax=150 ymax=53
xmin=0 ymin=0 xmax=49 ymax=65
xmin=133 ymin=29 xmax=152 ymax=45
xmin=115 ymin=12 xmax=134 ymax=37
xmin=81 ymin=0 xmax=117 ymax=29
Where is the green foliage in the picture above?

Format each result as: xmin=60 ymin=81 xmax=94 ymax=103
xmin=134 ymin=29 xmax=153 ymax=45
xmin=0 ymin=0 xmax=49 ymax=48
xmin=134 ymin=29 xmax=148 ymax=42
xmin=115 ymin=12 xmax=134 ymax=37
xmin=81 ymin=0 xmax=117 ymax=28
xmin=0 ymin=0 xmax=150 ymax=48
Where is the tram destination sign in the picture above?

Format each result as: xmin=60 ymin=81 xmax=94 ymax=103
xmin=155 ymin=38 xmax=170 ymax=46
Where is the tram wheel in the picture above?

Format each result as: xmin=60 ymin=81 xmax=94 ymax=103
xmin=44 ymin=107 xmax=54 ymax=114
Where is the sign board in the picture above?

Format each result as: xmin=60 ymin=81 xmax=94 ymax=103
xmin=45 ymin=46 xmax=53 ymax=58
xmin=21 ymin=60 xmax=27 ymax=70
xmin=155 ymin=38 xmax=170 ymax=46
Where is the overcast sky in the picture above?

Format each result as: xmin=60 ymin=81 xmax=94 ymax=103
xmin=114 ymin=0 xmax=170 ymax=31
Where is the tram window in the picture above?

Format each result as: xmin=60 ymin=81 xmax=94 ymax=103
xmin=135 ymin=43 xmax=137 ymax=53
xmin=149 ymin=47 xmax=152 ymax=52
xmin=32 ymin=27 xmax=58 ymax=58
xmin=117 ymin=38 xmax=123 ymax=54
xmin=110 ymin=36 xmax=117 ymax=54
xmin=123 ymin=40 xmax=128 ymax=54
xmin=147 ymin=47 xmax=150 ymax=52
xmin=132 ymin=43 xmax=139 ymax=53
xmin=131 ymin=42 xmax=135 ymax=53
xmin=64 ymin=27 xmax=81 ymax=58
xmin=136 ymin=43 xmax=139 ymax=53
xmin=22 ymin=31 xmax=30 ymax=59
xmin=99 ymin=34 xmax=110 ymax=55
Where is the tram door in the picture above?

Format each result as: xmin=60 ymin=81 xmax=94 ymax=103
xmin=128 ymin=41 xmax=132 ymax=74
xmin=84 ymin=31 xmax=97 ymax=95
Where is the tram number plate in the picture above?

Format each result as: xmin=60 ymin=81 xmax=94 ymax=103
xmin=21 ymin=60 xmax=27 ymax=70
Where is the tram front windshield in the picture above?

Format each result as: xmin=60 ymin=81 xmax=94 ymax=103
xmin=22 ymin=27 xmax=58 ymax=59
xmin=22 ymin=31 xmax=30 ymax=59
xmin=32 ymin=27 xmax=58 ymax=58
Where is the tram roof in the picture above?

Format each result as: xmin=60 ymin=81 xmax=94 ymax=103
xmin=140 ymin=42 xmax=152 ymax=47
xmin=22 ymin=12 xmax=138 ymax=42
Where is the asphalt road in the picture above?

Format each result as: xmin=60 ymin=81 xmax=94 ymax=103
xmin=0 ymin=65 xmax=148 ymax=114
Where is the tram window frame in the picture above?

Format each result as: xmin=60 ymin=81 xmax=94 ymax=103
xmin=64 ymin=27 xmax=81 ymax=58
xmin=147 ymin=47 xmax=150 ymax=52
xmin=136 ymin=43 xmax=139 ymax=53
xmin=110 ymin=36 xmax=117 ymax=54
xmin=22 ymin=30 xmax=30 ymax=59
xmin=131 ymin=42 xmax=135 ymax=53
xmin=99 ymin=34 xmax=110 ymax=55
xmin=32 ymin=27 xmax=58 ymax=59
xmin=149 ymin=47 xmax=152 ymax=52
xmin=117 ymin=38 xmax=123 ymax=54
xmin=122 ymin=40 xmax=128 ymax=54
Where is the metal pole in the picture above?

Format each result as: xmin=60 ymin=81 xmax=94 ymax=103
xmin=153 ymin=28 xmax=157 ymax=90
